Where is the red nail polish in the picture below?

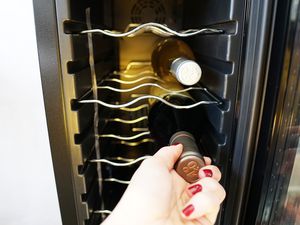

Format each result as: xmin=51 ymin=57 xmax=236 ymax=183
xmin=182 ymin=204 xmax=194 ymax=217
xmin=171 ymin=143 xmax=180 ymax=146
xmin=188 ymin=184 xmax=202 ymax=195
xmin=203 ymin=169 xmax=213 ymax=177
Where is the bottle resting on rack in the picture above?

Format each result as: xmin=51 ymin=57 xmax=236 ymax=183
xmin=148 ymin=82 xmax=205 ymax=183
xmin=151 ymin=38 xmax=202 ymax=86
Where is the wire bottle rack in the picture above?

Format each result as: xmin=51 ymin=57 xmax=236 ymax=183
xmin=80 ymin=64 xmax=222 ymax=217
xmin=80 ymin=61 xmax=222 ymax=182
xmin=80 ymin=22 xmax=224 ymax=38
xmin=78 ymin=8 xmax=224 ymax=220
xmin=78 ymin=64 xmax=221 ymax=109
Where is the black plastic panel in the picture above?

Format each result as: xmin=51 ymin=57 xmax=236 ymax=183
xmin=183 ymin=0 xmax=232 ymax=26
xmin=32 ymin=0 xmax=79 ymax=224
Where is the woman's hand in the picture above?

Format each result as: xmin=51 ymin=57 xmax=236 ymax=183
xmin=102 ymin=144 xmax=226 ymax=225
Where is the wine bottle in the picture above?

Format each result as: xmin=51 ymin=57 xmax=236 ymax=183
xmin=148 ymin=83 xmax=205 ymax=183
xmin=151 ymin=38 xmax=202 ymax=86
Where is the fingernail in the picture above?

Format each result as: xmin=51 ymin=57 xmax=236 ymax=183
xmin=182 ymin=204 xmax=194 ymax=217
xmin=171 ymin=143 xmax=180 ymax=146
xmin=203 ymin=169 xmax=213 ymax=177
xmin=188 ymin=184 xmax=202 ymax=195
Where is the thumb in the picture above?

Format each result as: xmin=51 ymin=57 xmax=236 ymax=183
xmin=153 ymin=144 xmax=183 ymax=170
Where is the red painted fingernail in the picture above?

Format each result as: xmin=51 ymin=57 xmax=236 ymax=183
xmin=188 ymin=184 xmax=202 ymax=195
xmin=203 ymin=169 xmax=213 ymax=177
xmin=171 ymin=143 xmax=180 ymax=146
xmin=182 ymin=204 xmax=194 ymax=217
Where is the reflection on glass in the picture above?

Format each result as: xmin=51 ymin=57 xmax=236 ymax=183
xmin=277 ymin=142 xmax=300 ymax=225
xmin=268 ymin=0 xmax=300 ymax=221
xmin=270 ymin=7 xmax=300 ymax=221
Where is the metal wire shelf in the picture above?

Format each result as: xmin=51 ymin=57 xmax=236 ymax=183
xmin=93 ymin=210 xmax=112 ymax=215
xmin=78 ymin=66 xmax=222 ymax=109
xmin=104 ymin=116 xmax=148 ymax=124
xmin=80 ymin=22 xmax=223 ymax=38
xmin=116 ymin=138 xmax=155 ymax=147
xmin=103 ymin=178 xmax=130 ymax=185
xmin=98 ymin=82 xmax=206 ymax=93
xmin=97 ymin=131 xmax=150 ymax=141
xmin=90 ymin=155 xmax=150 ymax=166
xmin=80 ymin=15 xmax=223 ymax=218
xmin=79 ymin=94 xmax=220 ymax=109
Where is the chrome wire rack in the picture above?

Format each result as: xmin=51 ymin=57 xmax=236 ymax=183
xmin=80 ymin=22 xmax=224 ymax=38
xmin=82 ymin=9 xmax=223 ymax=216
xmin=78 ymin=65 xmax=222 ymax=109
xmin=79 ymin=60 xmax=223 ymax=216
xmin=84 ymin=61 xmax=221 ymax=191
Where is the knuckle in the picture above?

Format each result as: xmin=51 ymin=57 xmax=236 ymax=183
xmin=159 ymin=146 xmax=172 ymax=151
xmin=200 ymin=177 xmax=219 ymax=188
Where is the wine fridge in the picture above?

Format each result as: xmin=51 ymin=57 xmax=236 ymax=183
xmin=33 ymin=0 xmax=300 ymax=225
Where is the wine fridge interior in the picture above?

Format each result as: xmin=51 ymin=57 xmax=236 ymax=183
xmin=34 ymin=0 xmax=250 ymax=225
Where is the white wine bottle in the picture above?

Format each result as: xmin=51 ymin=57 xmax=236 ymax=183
xmin=151 ymin=38 xmax=202 ymax=86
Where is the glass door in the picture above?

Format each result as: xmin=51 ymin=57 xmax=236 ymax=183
xmin=244 ymin=0 xmax=300 ymax=224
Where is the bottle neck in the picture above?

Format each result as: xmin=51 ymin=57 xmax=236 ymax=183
xmin=148 ymin=93 xmax=199 ymax=147
xmin=170 ymin=57 xmax=202 ymax=86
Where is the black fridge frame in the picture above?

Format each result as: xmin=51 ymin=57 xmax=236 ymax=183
xmin=33 ymin=0 xmax=278 ymax=224
xmin=33 ymin=1 xmax=79 ymax=225
xmin=224 ymin=0 xmax=279 ymax=224
xmin=244 ymin=0 xmax=300 ymax=224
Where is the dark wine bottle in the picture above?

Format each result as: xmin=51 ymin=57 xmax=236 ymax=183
xmin=148 ymin=84 xmax=205 ymax=183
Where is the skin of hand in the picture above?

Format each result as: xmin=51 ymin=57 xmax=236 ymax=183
xmin=102 ymin=144 xmax=226 ymax=225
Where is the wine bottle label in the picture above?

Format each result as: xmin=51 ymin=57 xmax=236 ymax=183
xmin=170 ymin=57 xmax=202 ymax=86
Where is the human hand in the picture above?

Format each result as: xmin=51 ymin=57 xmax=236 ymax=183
xmin=102 ymin=144 xmax=226 ymax=225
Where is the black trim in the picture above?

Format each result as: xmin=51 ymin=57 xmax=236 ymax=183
xmin=244 ymin=0 xmax=300 ymax=224
xmin=243 ymin=1 xmax=292 ymax=224
xmin=32 ymin=0 xmax=79 ymax=224
xmin=223 ymin=0 xmax=278 ymax=224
